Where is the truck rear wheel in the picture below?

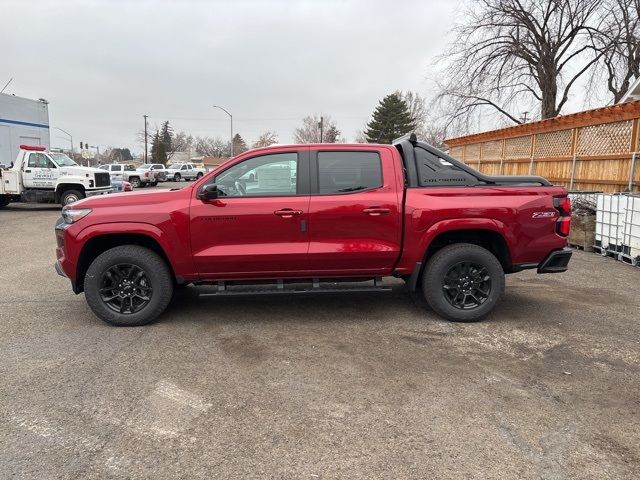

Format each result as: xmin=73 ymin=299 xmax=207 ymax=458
xmin=422 ymin=243 xmax=504 ymax=322
xmin=61 ymin=189 xmax=85 ymax=206
xmin=84 ymin=245 xmax=173 ymax=326
xmin=129 ymin=177 xmax=141 ymax=188
xmin=0 ymin=196 xmax=10 ymax=208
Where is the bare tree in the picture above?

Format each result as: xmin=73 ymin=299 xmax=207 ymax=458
xmin=399 ymin=91 xmax=427 ymax=130
xmin=194 ymin=136 xmax=228 ymax=157
xmin=252 ymin=131 xmax=278 ymax=148
xmin=434 ymin=0 xmax=604 ymax=128
xmin=593 ymin=0 xmax=640 ymax=103
xmin=293 ymin=115 xmax=338 ymax=143
xmin=172 ymin=131 xmax=194 ymax=153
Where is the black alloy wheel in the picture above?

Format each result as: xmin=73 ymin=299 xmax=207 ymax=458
xmin=442 ymin=261 xmax=491 ymax=310
xmin=99 ymin=264 xmax=153 ymax=314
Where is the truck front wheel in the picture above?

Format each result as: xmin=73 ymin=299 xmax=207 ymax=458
xmin=84 ymin=245 xmax=173 ymax=326
xmin=129 ymin=177 xmax=141 ymax=188
xmin=61 ymin=189 xmax=85 ymax=206
xmin=422 ymin=243 xmax=504 ymax=322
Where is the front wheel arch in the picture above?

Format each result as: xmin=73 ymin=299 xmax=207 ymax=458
xmin=76 ymin=233 xmax=176 ymax=293
xmin=55 ymin=184 xmax=86 ymax=204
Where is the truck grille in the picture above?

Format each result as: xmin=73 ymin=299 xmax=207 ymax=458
xmin=95 ymin=172 xmax=111 ymax=187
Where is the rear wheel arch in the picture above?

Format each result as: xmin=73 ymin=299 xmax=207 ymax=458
xmin=411 ymin=228 xmax=513 ymax=291
xmin=76 ymin=233 xmax=176 ymax=292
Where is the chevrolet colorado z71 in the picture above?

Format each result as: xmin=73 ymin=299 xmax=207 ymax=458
xmin=55 ymin=135 xmax=572 ymax=326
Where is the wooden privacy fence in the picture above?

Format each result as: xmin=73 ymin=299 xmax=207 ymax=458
xmin=444 ymin=100 xmax=640 ymax=192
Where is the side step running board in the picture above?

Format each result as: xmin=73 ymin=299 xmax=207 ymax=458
xmin=198 ymin=277 xmax=391 ymax=297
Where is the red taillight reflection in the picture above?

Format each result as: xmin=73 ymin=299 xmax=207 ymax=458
xmin=553 ymin=195 xmax=571 ymax=236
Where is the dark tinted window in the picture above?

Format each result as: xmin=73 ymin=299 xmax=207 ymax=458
xmin=317 ymin=151 xmax=382 ymax=194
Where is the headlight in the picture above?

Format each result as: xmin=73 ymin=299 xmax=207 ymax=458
xmin=62 ymin=208 xmax=92 ymax=224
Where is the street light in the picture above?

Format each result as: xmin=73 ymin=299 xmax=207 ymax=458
xmin=53 ymin=127 xmax=73 ymax=153
xmin=212 ymin=105 xmax=233 ymax=158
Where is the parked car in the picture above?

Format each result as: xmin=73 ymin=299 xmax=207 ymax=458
xmin=55 ymin=135 xmax=572 ymax=327
xmin=110 ymin=179 xmax=133 ymax=192
xmin=165 ymin=163 xmax=206 ymax=182
xmin=135 ymin=164 xmax=164 ymax=186
xmin=98 ymin=163 xmax=149 ymax=188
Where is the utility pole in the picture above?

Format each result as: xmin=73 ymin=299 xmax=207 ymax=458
xmin=319 ymin=116 xmax=324 ymax=143
xmin=212 ymin=105 xmax=233 ymax=157
xmin=143 ymin=114 xmax=148 ymax=162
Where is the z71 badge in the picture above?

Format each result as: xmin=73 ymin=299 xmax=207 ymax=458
xmin=532 ymin=211 xmax=556 ymax=218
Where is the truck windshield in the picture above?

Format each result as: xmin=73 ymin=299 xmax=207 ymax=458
xmin=49 ymin=153 xmax=78 ymax=167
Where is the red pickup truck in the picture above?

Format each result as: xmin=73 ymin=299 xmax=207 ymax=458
xmin=55 ymin=135 xmax=572 ymax=326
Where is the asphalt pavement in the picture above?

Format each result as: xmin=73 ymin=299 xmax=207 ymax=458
xmin=0 ymin=199 xmax=639 ymax=479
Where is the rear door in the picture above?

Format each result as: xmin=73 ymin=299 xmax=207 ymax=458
xmin=190 ymin=147 xmax=311 ymax=277
xmin=307 ymin=147 xmax=402 ymax=275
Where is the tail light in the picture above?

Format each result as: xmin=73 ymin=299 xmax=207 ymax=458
xmin=553 ymin=196 xmax=571 ymax=237
xmin=144 ymin=171 xmax=149 ymax=177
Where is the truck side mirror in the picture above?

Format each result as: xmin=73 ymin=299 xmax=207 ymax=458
xmin=198 ymin=184 xmax=218 ymax=200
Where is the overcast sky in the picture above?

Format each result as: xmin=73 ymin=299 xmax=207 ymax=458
xmin=2 ymin=0 xmax=460 ymax=153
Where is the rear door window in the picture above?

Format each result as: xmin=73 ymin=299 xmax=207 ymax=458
xmin=317 ymin=151 xmax=382 ymax=194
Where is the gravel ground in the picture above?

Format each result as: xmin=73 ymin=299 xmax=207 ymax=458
xmin=0 ymin=202 xmax=639 ymax=479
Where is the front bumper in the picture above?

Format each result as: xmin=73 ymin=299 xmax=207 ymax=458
xmin=537 ymin=248 xmax=572 ymax=274
xmin=85 ymin=188 xmax=112 ymax=198
xmin=55 ymin=260 xmax=66 ymax=277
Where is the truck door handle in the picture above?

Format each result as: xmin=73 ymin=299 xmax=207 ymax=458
xmin=25 ymin=169 xmax=31 ymax=173
xmin=363 ymin=207 xmax=390 ymax=216
xmin=274 ymin=208 xmax=303 ymax=218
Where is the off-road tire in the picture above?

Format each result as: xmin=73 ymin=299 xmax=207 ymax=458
xmin=422 ymin=243 xmax=504 ymax=323
xmin=61 ymin=189 xmax=85 ymax=206
xmin=129 ymin=177 xmax=141 ymax=188
xmin=84 ymin=245 xmax=173 ymax=327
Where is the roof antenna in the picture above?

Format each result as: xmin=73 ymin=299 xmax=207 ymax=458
xmin=0 ymin=77 xmax=13 ymax=94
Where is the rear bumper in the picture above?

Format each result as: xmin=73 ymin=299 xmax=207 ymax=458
xmin=537 ymin=248 xmax=572 ymax=274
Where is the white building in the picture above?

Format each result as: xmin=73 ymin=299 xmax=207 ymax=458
xmin=619 ymin=76 xmax=640 ymax=103
xmin=0 ymin=93 xmax=50 ymax=165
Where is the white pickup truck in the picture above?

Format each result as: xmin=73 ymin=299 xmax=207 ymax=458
xmin=0 ymin=145 xmax=112 ymax=207
xmin=165 ymin=162 xmax=206 ymax=182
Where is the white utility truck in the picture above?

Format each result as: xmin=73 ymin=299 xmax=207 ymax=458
xmin=0 ymin=145 xmax=112 ymax=208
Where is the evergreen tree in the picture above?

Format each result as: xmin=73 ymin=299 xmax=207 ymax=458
xmin=161 ymin=121 xmax=173 ymax=149
xmin=150 ymin=130 xmax=167 ymax=164
xmin=232 ymin=133 xmax=248 ymax=155
xmin=323 ymin=125 xmax=341 ymax=143
xmin=364 ymin=93 xmax=416 ymax=144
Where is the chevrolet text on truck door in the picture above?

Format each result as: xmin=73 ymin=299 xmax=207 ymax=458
xmin=1 ymin=145 xmax=112 ymax=208
xmin=55 ymin=135 xmax=572 ymax=326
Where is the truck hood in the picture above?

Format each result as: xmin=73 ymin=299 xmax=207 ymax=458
xmin=60 ymin=165 xmax=106 ymax=175
xmin=72 ymin=186 xmax=189 ymax=209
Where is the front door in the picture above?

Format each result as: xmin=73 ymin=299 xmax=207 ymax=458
xmin=22 ymin=152 xmax=57 ymax=188
xmin=307 ymin=148 xmax=402 ymax=275
xmin=190 ymin=148 xmax=311 ymax=278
